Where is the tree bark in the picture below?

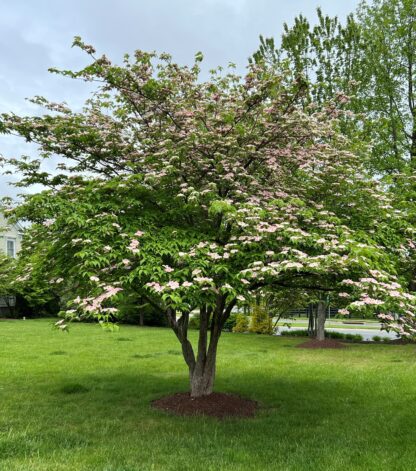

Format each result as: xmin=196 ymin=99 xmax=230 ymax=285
xmin=307 ymin=304 xmax=316 ymax=337
xmin=189 ymin=343 xmax=217 ymax=397
xmin=139 ymin=311 xmax=144 ymax=326
xmin=163 ymin=295 xmax=236 ymax=397
xmin=316 ymin=300 xmax=326 ymax=341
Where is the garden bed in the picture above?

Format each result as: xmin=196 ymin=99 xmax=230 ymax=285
xmin=152 ymin=392 xmax=257 ymax=419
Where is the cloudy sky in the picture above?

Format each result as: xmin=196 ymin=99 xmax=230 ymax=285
xmin=0 ymin=0 xmax=359 ymax=198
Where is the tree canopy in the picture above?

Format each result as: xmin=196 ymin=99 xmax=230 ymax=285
xmin=1 ymin=38 xmax=415 ymax=395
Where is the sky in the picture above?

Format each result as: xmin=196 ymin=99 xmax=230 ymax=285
xmin=0 ymin=0 xmax=359 ymax=199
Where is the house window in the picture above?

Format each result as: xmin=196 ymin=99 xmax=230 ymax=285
xmin=6 ymin=239 xmax=15 ymax=258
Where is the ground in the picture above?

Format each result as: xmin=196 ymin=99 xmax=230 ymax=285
xmin=1 ymin=319 xmax=416 ymax=471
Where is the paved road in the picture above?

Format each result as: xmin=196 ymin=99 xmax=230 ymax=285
xmin=277 ymin=325 xmax=398 ymax=341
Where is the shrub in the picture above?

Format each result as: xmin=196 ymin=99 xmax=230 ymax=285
xmin=372 ymin=335 xmax=381 ymax=342
xmin=223 ymin=313 xmax=238 ymax=332
xmin=188 ymin=314 xmax=200 ymax=330
xmin=233 ymin=314 xmax=249 ymax=333
xmin=117 ymin=295 xmax=167 ymax=326
xmin=249 ymin=303 xmax=273 ymax=335
xmin=280 ymin=329 xmax=309 ymax=337
xmin=281 ymin=330 xmax=363 ymax=342
xmin=327 ymin=331 xmax=345 ymax=340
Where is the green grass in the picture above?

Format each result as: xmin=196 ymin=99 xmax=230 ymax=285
xmin=1 ymin=319 xmax=416 ymax=471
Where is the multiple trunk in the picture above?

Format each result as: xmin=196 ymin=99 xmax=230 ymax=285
xmin=165 ymin=295 xmax=329 ymax=396
xmin=165 ymin=296 xmax=236 ymax=397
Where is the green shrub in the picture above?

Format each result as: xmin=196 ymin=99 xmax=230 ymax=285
xmin=382 ymin=337 xmax=391 ymax=343
xmin=188 ymin=314 xmax=200 ymax=330
xmin=280 ymin=329 xmax=309 ymax=337
xmin=223 ymin=313 xmax=238 ymax=332
xmin=281 ymin=330 xmax=363 ymax=342
xmin=117 ymin=295 xmax=167 ymax=326
xmin=372 ymin=335 xmax=381 ymax=342
xmin=327 ymin=331 xmax=345 ymax=340
xmin=233 ymin=314 xmax=249 ymax=333
xmin=249 ymin=303 xmax=273 ymax=334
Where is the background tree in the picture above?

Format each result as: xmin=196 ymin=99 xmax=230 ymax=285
xmin=253 ymin=0 xmax=416 ymax=175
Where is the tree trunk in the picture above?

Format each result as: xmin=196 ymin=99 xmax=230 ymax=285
xmin=164 ymin=296 xmax=236 ymax=398
xmin=139 ymin=311 xmax=144 ymax=326
xmin=316 ymin=300 xmax=326 ymax=341
xmin=189 ymin=351 xmax=216 ymax=397
xmin=307 ymin=304 xmax=316 ymax=337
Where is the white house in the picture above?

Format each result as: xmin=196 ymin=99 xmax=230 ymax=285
xmin=0 ymin=212 xmax=23 ymax=258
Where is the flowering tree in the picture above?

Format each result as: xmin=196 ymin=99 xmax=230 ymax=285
xmin=2 ymin=39 xmax=415 ymax=396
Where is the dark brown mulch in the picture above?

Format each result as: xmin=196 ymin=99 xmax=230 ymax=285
xmin=296 ymin=339 xmax=346 ymax=349
xmin=152 ymin=392 xmax=257 ymax=419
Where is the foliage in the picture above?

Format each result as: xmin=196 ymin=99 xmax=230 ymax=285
xmin=1 ymin=38 xmax=415 ymax=393
xmin=0 ymin=253 xmax=17 ymax=315
xmin=222 ymin=313 xmax=238 ymax=331
xmin=232 ymin=313 xmax=249 ymax=333
xmin=116 ymin=293 xmax=167 ymax=326
xmin=249 ymin=303 xmax=273 ymax=334
xmin=252 ymin=1 xmax=416 ymax=174
xmin=280 ymin=329 xmax=363 ymax=342
xmin=188 ymin=314 xmax=200 ymax=330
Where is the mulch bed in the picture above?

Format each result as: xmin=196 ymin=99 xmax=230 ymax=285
xmin=296 ymin=339 xmax=346 ymax=349
xmin=152 ymin=392 xmax=257 ymax=419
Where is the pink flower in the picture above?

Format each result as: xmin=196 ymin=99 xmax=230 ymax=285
xmin=163 ymin=265 xmax=174 ymax=273
xmin=103 ymin=286 xmax=122 ymax=297
xmin=167 ymin=281 xmax=180 ymax=290
xmin=135 ymin=230 xmax=144 ymax=237
xmin=146 ymin=282 xmax=164 ymax=292
xmin=361 ymin=296 xmax=384 ymax=306
xmin=43 ymin=218 xmax=55 ymax=227
xmin=128 ymin=239 xmax=140 ymax=253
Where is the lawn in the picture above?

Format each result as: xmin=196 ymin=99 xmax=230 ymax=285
xmin=1 ymin=319 xmax=416 ymax=471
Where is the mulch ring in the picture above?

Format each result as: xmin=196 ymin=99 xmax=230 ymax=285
xmin=296 ymin=339 xmax=346 ymax=349
xmin=152 ymin=392 xmax=257 ymax=419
